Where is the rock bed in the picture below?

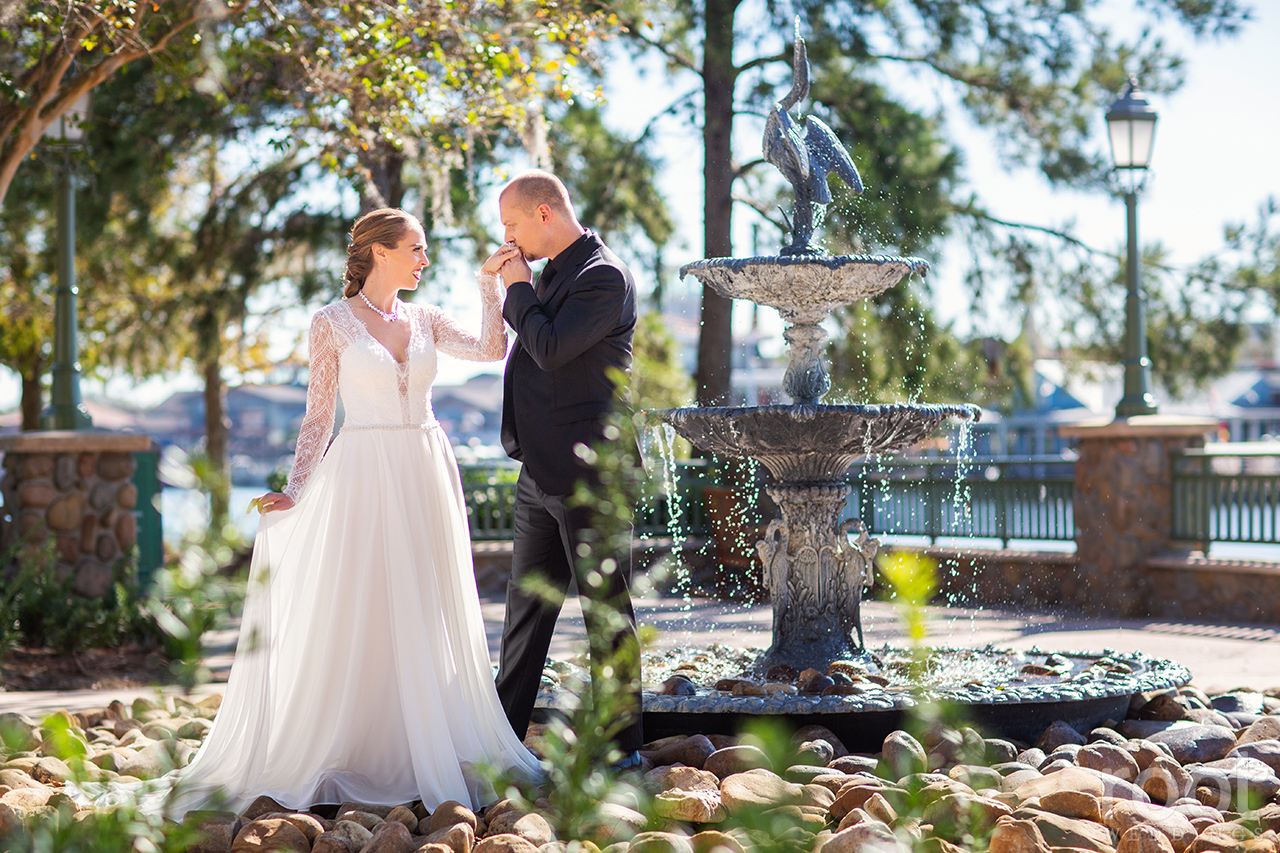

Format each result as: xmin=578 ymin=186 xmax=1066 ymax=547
xmin=2 ymin=685 xmax=1280 ymax=852
xmin=537 ymin=647 xmax=1193 ymax=716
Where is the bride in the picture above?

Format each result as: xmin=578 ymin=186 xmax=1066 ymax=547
xmin=166 ymin=208 xmax=540 ymax=814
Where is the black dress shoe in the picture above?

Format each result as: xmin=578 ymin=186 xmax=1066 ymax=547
xmin=610 ymin=749 xmax=643 ymax=772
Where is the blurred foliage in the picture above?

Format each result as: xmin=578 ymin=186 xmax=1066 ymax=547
xmin=148 ymin=448 xmax=249 ymax=690
xmin=0 ymin=541 xmax=158 ymax=659
xmin=632 ymin=311 xmax=695 ymax=412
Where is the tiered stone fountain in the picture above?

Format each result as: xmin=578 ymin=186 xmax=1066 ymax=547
xmin=539 ymin=24 xmax=1190 ymax=749
xmin=662 ymin=25 xmax=976 ymax=672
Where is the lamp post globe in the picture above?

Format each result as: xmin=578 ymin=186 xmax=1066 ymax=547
xmin=1106 ymin=78 xmax=1159 ymax=418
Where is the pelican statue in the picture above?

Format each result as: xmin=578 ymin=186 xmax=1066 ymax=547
xmin=763 ymin=20 xmax=863 ymax=255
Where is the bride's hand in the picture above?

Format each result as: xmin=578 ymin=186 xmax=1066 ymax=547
xmin=250 ymin=492 xmax=294 ymax=514
xmin=481 ymin=242 xmax=521 ymax=275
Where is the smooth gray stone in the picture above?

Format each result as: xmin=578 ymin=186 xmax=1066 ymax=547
xmin=1146 ymin=725 xmax=1237 ymax=764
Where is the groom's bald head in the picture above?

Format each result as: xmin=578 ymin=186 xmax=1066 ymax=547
xmin=498 ymin=169 xmax=584 ymax=261
xmin=500 ymin=170 xmax=575 ymax=218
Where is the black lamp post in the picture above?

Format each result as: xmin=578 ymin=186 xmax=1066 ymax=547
xmin=1106 ymin=78 xmax=1159 ymax=418
xmin=39 ymin=93 xmax=93 ymax=430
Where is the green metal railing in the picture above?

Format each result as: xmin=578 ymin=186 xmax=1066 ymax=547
xmin=460 ymin=461 xmax=712 ymax=541
xmin=847 ymin=456 xmax=1076 ymax=546
xmin=1173 ymin=445 xmax=1280 ymax=546
xmin=461 ymin=456 xmax=1076 ymax=547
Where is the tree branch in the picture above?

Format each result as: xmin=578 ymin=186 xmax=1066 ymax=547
xmin=737 ymin=51 xmax=787 ymax=76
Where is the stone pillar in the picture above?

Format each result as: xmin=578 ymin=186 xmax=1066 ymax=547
xmin=0 ymin=431 xmax=153 ymax=597
xmin=1057 ymin=416 xmax=1216 ymax=617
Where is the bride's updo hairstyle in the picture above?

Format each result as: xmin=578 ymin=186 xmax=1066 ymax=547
xmin=343 ymin=208 xmax=419 ymax=297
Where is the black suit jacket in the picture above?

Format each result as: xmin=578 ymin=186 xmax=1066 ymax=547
xmin=501 ymin=230 xmax=637 ymax=496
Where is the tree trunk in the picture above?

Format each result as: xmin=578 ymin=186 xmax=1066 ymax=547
xmin=364 ymin=148 xmax=406 ymax=212
xmin=695 ymin=0 xmax=741 ymax=407
xmin=20 ymin=358 xmax=43 ymax=431
xmin=202 ymin=345 xmax=231 ymax=531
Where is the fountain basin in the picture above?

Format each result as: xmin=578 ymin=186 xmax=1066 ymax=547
xmin=661 ymin=403 xmax=980 ymax=482
xmin=680 ymin=255 xmax=929 ymax=325
xmin=535 ymin=647 xmax=1191 ymax=750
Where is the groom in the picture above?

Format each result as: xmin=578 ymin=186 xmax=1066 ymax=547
xmin=491 ymin=169 xmax=644 ymax=765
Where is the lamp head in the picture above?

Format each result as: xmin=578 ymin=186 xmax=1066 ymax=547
xmin=1105 ymin=77 xmax=1157 ymax=170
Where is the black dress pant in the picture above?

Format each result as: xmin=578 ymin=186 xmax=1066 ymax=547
xmin=495 ymin=467 xmax=644 ymax=752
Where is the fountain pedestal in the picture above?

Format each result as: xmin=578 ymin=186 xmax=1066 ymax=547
xmin=756 ymin=483 xmax=878 ymax=670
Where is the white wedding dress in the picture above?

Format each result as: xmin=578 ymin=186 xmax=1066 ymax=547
xmin=161 ymin=273 xmax=543 ymax=814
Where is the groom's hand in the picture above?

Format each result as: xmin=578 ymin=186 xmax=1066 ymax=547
xmin=500 ymin=254 xmax=533 ymax=289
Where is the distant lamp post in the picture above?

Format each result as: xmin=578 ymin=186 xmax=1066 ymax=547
xmin=1106 ymin=78 xmax=1158 ymax=418
xmin=39 ymin=92 xmax=93 ymax=430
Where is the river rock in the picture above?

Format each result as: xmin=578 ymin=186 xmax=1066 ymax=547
xmin=428 ymin=800 xmax=478 ymax=833
xmin=420 ymin=822 xmax=474 ymax=853
xmin=1197 ymin=756 xmax=1280 ymax=802
xmin=363 ymin=820 xmax=415 ymax=853
xmin=704 ymin=745 xmax=770 ymax=778
xmin=1104 ymin=801 xmax=1198 ymax=853
xmin=1229 ymin=740 xmax=1280 ymax=773
xmin=882 ymin=730 xmax=927 ymax=778
xmin=1079 ymin=766 xmax=1152 ymax=802
xmin=950 ymin=764 xmax=1004 ymax=792
xmin=487 ymin=808 xmax=532 ymax=837
xmin=647 ymin=735 xmax=716 ymax=770
xmin=1239 ymin=718 xmax=1280 ymax=746
xmin=1014 ymin=807 xmax=1117 ymax=852
xmin=1142 ymin=755 xmax=1195 ymax=805
xmin=232 ymin=818 xmax=310 ymax=853
xmin=311 ymin=835 xmax=355 ymax=853
xmin=655 ymin=788 xmax=727 ymax=823
xmin=1003 ymin=770 xmax=1046 ymax=792
xmin=796 ymin=739 xmax=835 ymax=766
xmin=629 ymin=831 xmax=695 ymax=853
xmin=331 ymin=820 xmax=375 ymax=848
xmin=794 ymin=725 xmax=849 ymax=758
xmin=989 ymin=816 xmax=1052 ymax=853
xmin=1147 ymin=726 xmax=1238 ymax=764
xmin=923 ymin=791 xmax=1013 ymax=836
xmin=645 ymin=765 xmax=721 ymax=794
xmin=1211 ymin=693 xmax=1267 ymax=715
xmin=1119 ymin=824 xmax=1179 ymax=853
xmin=1014 ymin=767 xmax=1107 ymax=801
xmin=1185 ymin=822 xmax=1255 ymax=853
xmin=1141 ymin=694 xmax=1194 ymax=722
xmin=817 ymin=820 xmax=903 ymax=853
xmin=720 ymin=768 xmax=804 ymax=813
xmin=1038 ymin=789 xmax=1103 ymax=822
xmin=507 ymin=813 xmax=555 ymax=847
xmin=1078 ymin=743 xmax=1141 ymax=783
xmin=828 ymin=755 xmax=880 ymax=775
xmin=689 ymin=829 xmax=746 ymax=853
xmin=582 ymin=803 xmax=646 ymax=844
xmin=786 ymin=765 xmax=844 ymax=785
xmin=473 ymin=836 xmax=540 ymax=853
xmin=1036 ymin=722 xmax=1087 ymax=753
xmin=829 ymin=781 xmax=891 ymax=821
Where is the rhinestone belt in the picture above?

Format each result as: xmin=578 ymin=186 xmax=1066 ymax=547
xmin=340 ymin=420 xmax=438 ymax=433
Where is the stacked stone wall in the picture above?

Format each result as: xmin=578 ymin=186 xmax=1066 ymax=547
xmin=0 ymin=433 xmax=152 ymax=597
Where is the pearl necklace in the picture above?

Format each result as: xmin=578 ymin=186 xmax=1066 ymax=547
xmin=358 ymin=289 xmax=398 ymax=322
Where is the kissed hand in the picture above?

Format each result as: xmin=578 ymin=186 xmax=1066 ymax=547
xmin=481 ymin=242 xmax=522 ymax=276
xmin=250 ymin=492 xmax=294 ymax=514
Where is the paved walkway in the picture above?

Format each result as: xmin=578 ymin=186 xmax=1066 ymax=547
xmin=3 ymin=584 xmax=1279 ymax=718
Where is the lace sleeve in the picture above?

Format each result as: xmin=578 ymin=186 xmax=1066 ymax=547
xmin=430 ymin=271 xmax=509 ymax=362
xmin=283 ymin=311 xmax=341 ymax=502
